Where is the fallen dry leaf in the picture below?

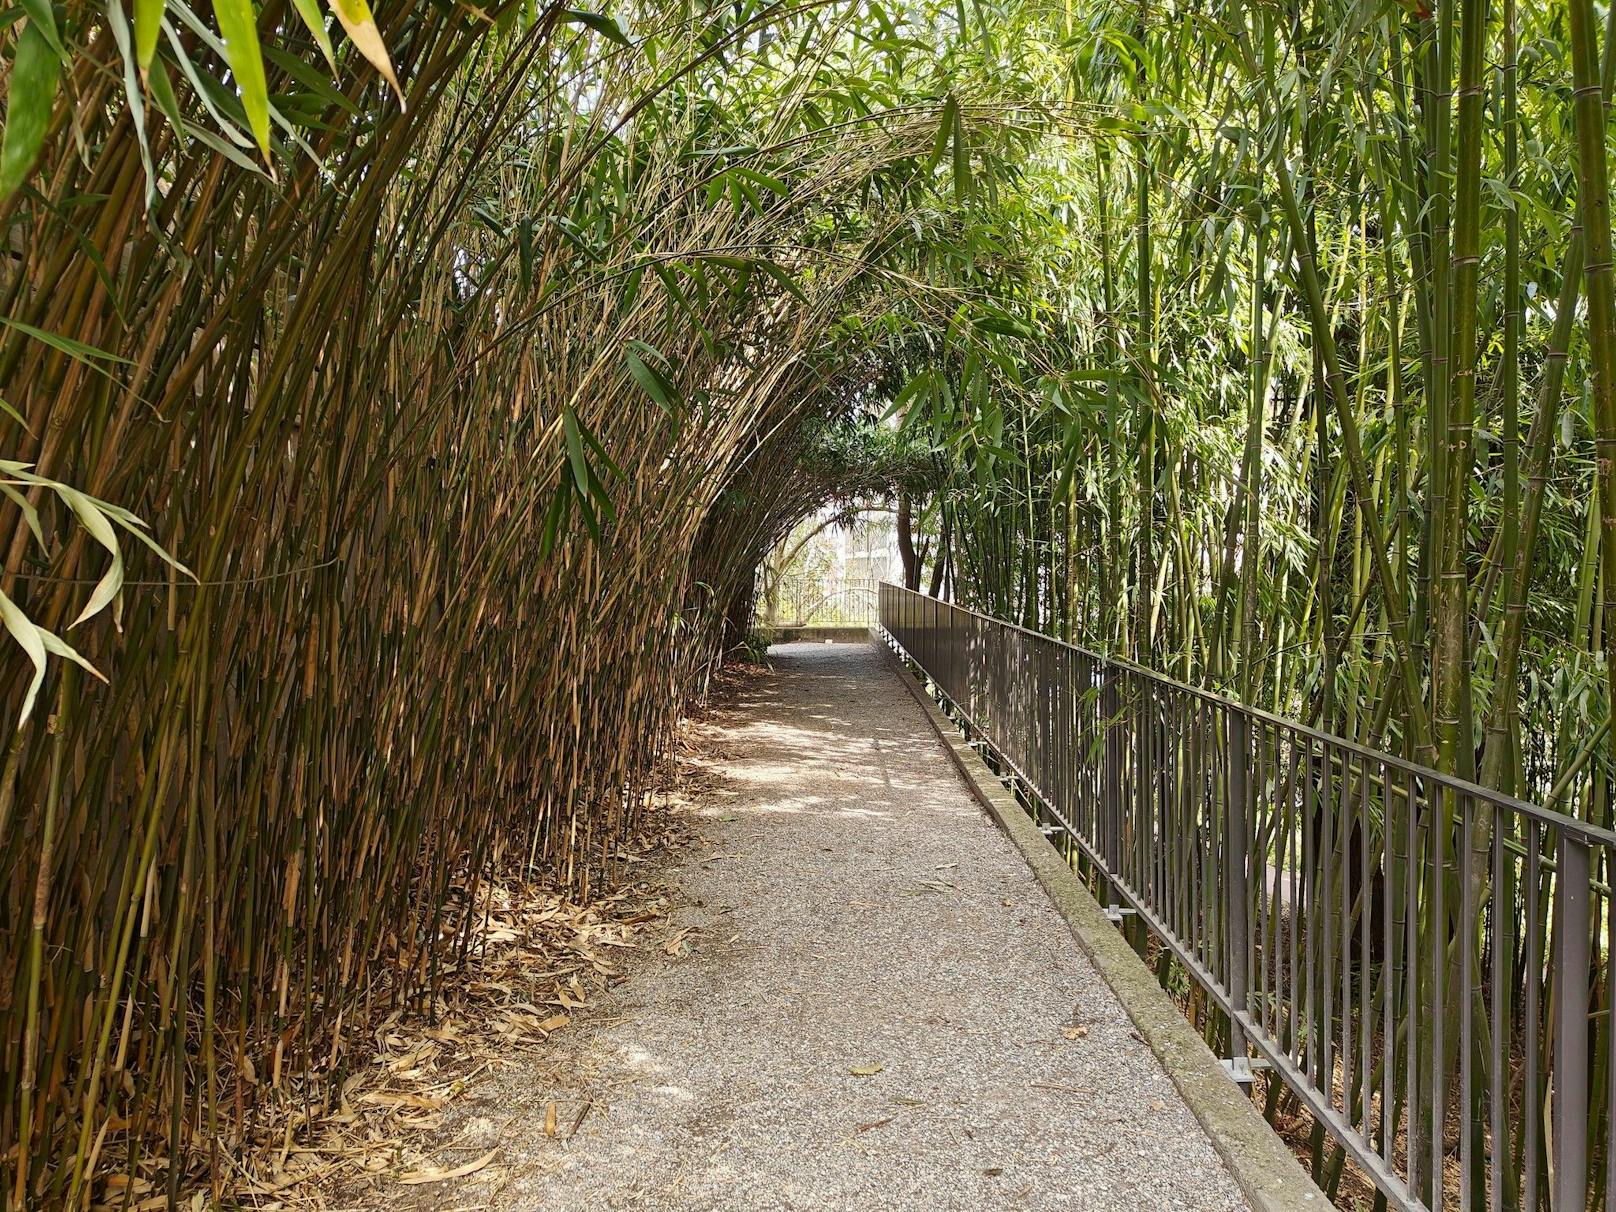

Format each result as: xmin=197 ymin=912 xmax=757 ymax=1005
xmin=1062 ymin=1026 xmax=1088 ymax=1040
xmin=568 ymin=1101 xmax=594 ymax=1136
xmin=398 ymin=1145 xmax=499 ymax=1185
xmin=361 ymin=1090 xmax=446 ymax=1110
xmin=544 ymin=1102 xmax=559 ymax=1137
xmin=849 ymin=1063 xmax=884 ymax=1077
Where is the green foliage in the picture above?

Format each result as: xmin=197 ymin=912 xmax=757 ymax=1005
xmin=5 ymin=0 xmax=1616 ymax=1202
xmin=0 ymin=1 xmax=1064 ymax=1202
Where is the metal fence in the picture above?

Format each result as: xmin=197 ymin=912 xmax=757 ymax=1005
xmin=879 ymin=582 xmax=1616 ymax=1212
xmin=765 ymin=574 xmax=879 ymax=627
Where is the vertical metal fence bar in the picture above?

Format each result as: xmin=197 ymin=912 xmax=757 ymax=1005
xmin=1432 ymin=774 xmax=1446 ymax=1212
xmin=1155 ymin=685 xmax=1169 ymax=937
xmin=1323 ymin=739 xmax=1338 ymax=1110
xmin=1227 ymin=708 xmax=1250 ymax=1058
xmin=1404 ymin=767 xmax=1420 ymax=1189
xmin=1525 ymin=820 xmax=1542 ymax=1212
xmin=1490 ymin=799 xmax=1508 ymax=1212
xmin=1554 ymin=836 xmax=1590 ymax=1212
xmin=1338 ymin=750 xmax=1353 ymax=1126
xmin=1606 ymin=876 xmax=1615 ymax=1212
xmin=1461 ymin=792 xmax=1476 ymax=1212
xmin=1380 ymin=760 xmax=1396 ymax=1169
xmin=1256 ymin=724 xmax=1268 ymax=1042
xmin=1292 ymin=729 xmax=1304 ymax=1062
xmin=1358 ymin=761 xmax=1372 ymax=1143
xmin=1304 ymin=732 xmax=1319 ymax=1092
xmin=1194 ymin=696 xmax=1209 ymax=971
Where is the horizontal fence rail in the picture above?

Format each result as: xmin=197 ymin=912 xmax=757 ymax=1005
xmin=878 ymin=582 xmax=1616 ymax=1212
xmin=764 ymin=574 xmax=879 ymax=627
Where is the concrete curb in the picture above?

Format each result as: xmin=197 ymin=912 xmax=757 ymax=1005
xmin=871 ymin=633 xmax=1333 ymax=1212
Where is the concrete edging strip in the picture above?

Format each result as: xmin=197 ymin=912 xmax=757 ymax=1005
xmin=872 ymin=633 xmax=1334 ymax=1212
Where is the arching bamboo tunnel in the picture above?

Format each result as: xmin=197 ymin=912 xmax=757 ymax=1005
xmin=6 ymin=0 xmax=1616 ymax=1205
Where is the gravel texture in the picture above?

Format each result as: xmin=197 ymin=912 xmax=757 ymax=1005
xmin=383 ymin=642 xmax=1252 ymax=1211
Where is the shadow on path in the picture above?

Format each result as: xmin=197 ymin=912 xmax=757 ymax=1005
xmin=358 ymin=643 xmax=1252 ymax=1211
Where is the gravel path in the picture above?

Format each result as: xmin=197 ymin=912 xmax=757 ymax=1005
xmin=404 ymin=642 xmax=1252 ymax=1211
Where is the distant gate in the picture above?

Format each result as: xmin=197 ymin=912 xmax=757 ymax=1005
xmin=766 ymin=575 xmax=879 ymax=628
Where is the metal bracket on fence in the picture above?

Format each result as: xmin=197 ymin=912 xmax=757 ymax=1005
xmin=1038 ymin=823 xmax=1063 ymax=839
xmin=1103 ymin=904 xmax=1136 ymax=924
xmin=1219 ymin=1056 xmax=1273 ymax=1086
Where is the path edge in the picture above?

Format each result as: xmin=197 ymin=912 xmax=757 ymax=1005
xmin=872 ymin=634 xmax=1334 ymax=1212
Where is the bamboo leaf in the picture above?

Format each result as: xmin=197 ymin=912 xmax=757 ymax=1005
xmin=539 ymin=477 xmax=572 ymax=557
xmin=163 ymin=14 xmax=256 ymax=149
xmin=730 ymin=166 xmax=789 ymax=196
xmin=951 ymin=100 xmax=971 ymax=202
xmin=0 ymin=317 xmax=132 ymax=366
xmin=0 ymin=20 xmax=59 ymax=199
xmin=288 ymin=0 xmax=339 ymax=75
xmin=0 ymin=483 xmax=42 ymax=548
xmin=212 ymin=0 xmax=271 ymax=156
xmin=0 ymin=587 xmax=106 ymax=731
xmin=134 ymin=0 xmax=164 ymax=74
xmin=563 ymin=8 xmax=629 ymax=46
xmin=37 ymin=626 xmax=106 ymax=683
xmin=105 ymin=0 xmax=157 ymax=197
xmin=0 ymin=588 xmax=49 ymax=729
xmin=0 ymin=396 xmax=33 ymax=436
xmin=54 ymin=488 xmax=124 ymax=628
xmin=623 ymin=341 xmax=682 ymax=418
xmin=562 ymin=405 xmax=591 ymax=498
xmin=17 ymin=0 xmax=65 ymax=61
xmin=929 ymin=94 xmax=956 ymax=170
xmin=329 ymin=0 xmax=405 ymax=106
xmin=147 ymin=58 xmax=185 ymax=131
xmin=755 ymin=258 xmax=806 ymax=302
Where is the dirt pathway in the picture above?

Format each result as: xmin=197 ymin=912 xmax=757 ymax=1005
xmin=339 ymin=642 xmax=1251 ymax=1211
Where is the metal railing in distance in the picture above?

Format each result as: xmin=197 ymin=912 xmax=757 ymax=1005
xmin=879 ymin=582 xmax=1615 ymax=1212
xmin=765 ymin=575 xmax=879 ymax=627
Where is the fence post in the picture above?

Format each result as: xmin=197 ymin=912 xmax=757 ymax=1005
xmin=1102 ymin=669 xmax=1123 ymax=889
xmin=1224 ymin=709 xmax=1251 ymax=1058
xmin=1553 ymin=834 xmax=1590 ymax=1212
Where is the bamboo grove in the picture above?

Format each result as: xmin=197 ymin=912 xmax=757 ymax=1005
xmin=878 ymin=0 xmax=1616 ymax=1205
xmin=906 ymin=0 xmax=1616 ymax=817
xmin=0 ymin=0 xmax=1062 ymax=1202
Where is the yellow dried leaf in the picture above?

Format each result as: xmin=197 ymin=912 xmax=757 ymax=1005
xmin=398 ymin=1145 xmax=499 ymax=1185
xmin=327 ymin=0 xmax=405 ymax=107
xmin=362 ymin=1091 xmax=444 ymax=1109
xmin=849 ymin=1063 xmax=884 ymax=1077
